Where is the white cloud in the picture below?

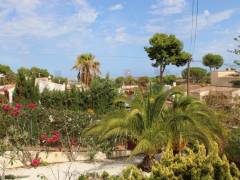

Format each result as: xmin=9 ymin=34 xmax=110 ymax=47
xmin=145 ymin=9 xmax=237 ymax=37
xmin=109 ymin=3 xmax=124 ymax=11
xmin=105 ymin=27 xmax=147 ymax=45
xmin=106 ymin=27 xmax=127 ymax=43
xmin=0 ymin=0 xmax=98 ymax=38
xmin=150 ymin=0 xmax=186 ymax=15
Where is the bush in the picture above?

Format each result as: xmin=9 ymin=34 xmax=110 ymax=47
xmin=225 ymin=128 xmax=240 ymax=164
xmin=150 ymin=144 xmax=240 ymax=179
xmin=13 ymin=69 xmax=40 ymax=103
xmin=90 ymin=77 xmax=118 ymax=114
xmin=52 ymin=76 xmax=68 ymax=84
xmin=0 ymin=64 xmax=16 ymax=85
xmin=231 ymin=80 xmax=240 ymax=87
xmin=182 ymin=67 xmax=207 ymax=83
xmin=40 ymin=87 xmax=90 ymax=111
xmin=163 ymin=75 xmax=177 ymax=85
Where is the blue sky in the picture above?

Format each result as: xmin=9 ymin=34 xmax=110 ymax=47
xmin=0 ymin=0 xmax=239 ymax=79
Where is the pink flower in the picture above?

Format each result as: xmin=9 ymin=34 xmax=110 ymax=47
xmin=10 ymin=108 xmax=20 ymax=117
xmin=27 ymin=103 xmax=37 ymax=109
xmin=15 ymin=103 xmax=22 ymax=109
xmin=2 ymin=104 xmax=11 ymax=112
xmin=31 ymin=158 xmax=41 ymax=167
xmin=40 ymin=131 xmax=61 ymax=144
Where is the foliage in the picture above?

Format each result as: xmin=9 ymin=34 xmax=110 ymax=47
xmin=144 ymin=33 xmax=191 ymax=82
xmin=86 ymin=86 xmax=224 ymax=171
xmin=150 ymin=144 xmax=240 ymax=180
xmin=231 ymin=35 xmax=240 ymax=56
xmin=13 ymin=69 xmax=40 ymax=103
xmin=114 ymin=77 xmax=125 ymax=88
xmin=0 ymin=64 xmax=16 ymax=85
xmin=182 ymin=67 xmax=207 ymax=83
xmin=30 ymin=67 xmax=50 ymax=78
xmin=40 ymin=87 xmax=90 ymax=111
xmin=73 ymin=53 xmax=100 ymax=87
xmin=124 ymin=75 xmax=137 ymax=85
xmin=137 ymin=76 xmax=150 ymax=88
xmin=231 ymin=80 xmax=240 ymax=87
xmin=90 ymin=77 xmax=118 ymax=114
xmin=17 ymin=67 xmax=50 ymax=79
xmin=163 ymin=75 xmax=177 ymax=85
xmin=225 ymin=128 xmax=240 ymax=164
xmin=202 ymin=53 xmax=224 ymax=71
xmin=51 ymin=76 xmax=68 ymax=84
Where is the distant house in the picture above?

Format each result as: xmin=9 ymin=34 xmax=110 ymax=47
xmin=190 ymin=70 xmax=240 ymax=104
xmin=35 ymin=77 xmax=66 ymax=93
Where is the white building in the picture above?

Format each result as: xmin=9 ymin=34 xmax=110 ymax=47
xmin=35 ymin=77 xmax=66 ymax=93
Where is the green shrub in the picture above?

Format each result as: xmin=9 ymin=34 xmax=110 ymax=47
xmin=225 ymin=128 xmax=240 ymax=164
xmin=163 ymin=75 xmax=177 ymax=85
xmin=13 ymin=69 xmax=40 ymax=103
xmin=90 ymin=77 xmax=118 ymax=114
xmin=182 ymin=67 xmax=208 ymax=83
xmin=0 ymin=64 xmax=16 ymax=85
xmin=150 ymin=144 xmax=240 ymax=179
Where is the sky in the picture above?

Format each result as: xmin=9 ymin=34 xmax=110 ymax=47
xmin=0 ymin=0 xmax=239 ymax=79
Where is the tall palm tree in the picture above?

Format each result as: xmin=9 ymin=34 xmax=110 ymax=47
xmin=73 ymin=53 xmax=100 ymax=87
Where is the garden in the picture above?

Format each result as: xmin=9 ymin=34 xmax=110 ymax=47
xmin=0 ymin=33 xmax=240 ymax=180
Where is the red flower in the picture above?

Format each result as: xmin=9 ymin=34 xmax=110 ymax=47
xmin=2 ymin=104 xmax=11 ymax=112
xmin=10 ymin=108 xmax=20 ymax=117
xmin=40 ymin=131 xmax=61 ymax=144
xmin=15 ymin=103 xmax=22 ymax=109
xmin=27 ymin=103 xmax=37 ymax=109
xmin=31 ymin=158 xmax=41 ymax=167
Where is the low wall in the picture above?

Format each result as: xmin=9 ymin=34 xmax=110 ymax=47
xmin=0 ymin=150 xmax=131 ymax=169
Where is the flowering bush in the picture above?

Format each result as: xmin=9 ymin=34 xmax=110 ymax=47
xmin=2 ymin=104 xmax=12 ymax=112
xmin=40 ymin=131 xmax=61 ymax=144
xmin=31 ymin=158 xmax=41 ymax=167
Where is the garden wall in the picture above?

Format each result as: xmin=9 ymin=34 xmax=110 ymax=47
xmin=0 ymin=150 xmax=131 ymax=169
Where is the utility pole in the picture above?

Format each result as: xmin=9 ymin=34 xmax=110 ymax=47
xmin=187 ymin=58 xmax=192 ymax=96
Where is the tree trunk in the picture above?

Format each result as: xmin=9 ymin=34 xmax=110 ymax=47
xmin=159 ymin=65 xmax=164 ymax=84
xmin=138 ymin=155 xmax=154 ymax=172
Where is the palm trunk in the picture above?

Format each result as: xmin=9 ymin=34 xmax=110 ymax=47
xmin=138 ymin=155 xmax=154 ymax=172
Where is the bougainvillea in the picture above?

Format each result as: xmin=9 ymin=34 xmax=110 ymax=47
xmin=27 ymin=103 xmax=37 ymax=109
xmin=31 ymin=158 xmax=41 ymax=167
xmin=2 ymin=104 xmax=12 ymax=112
xmin=40 ymin=131 xmax=61 ymax=144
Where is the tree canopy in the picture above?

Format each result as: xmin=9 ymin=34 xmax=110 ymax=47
xmin=144 ymin=33 xmax=191 ymax=82
xmin=0 ymin=64 xmax=16 ymax=85
xmin=182 ymin=67 xmax=207 ymax=83
xmin=202 ymin=53 xmax=224 ymax=71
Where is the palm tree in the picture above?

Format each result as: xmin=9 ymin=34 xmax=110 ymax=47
xmin=85 ymin=86 xmax=224 ymax=171
xmin=86 ymin=87 xmax=174 ymax=171
xmin=163 ymin=95 xmax=225 ymax=155
xmin=73 ymin=53 xmax=100 ymax=87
